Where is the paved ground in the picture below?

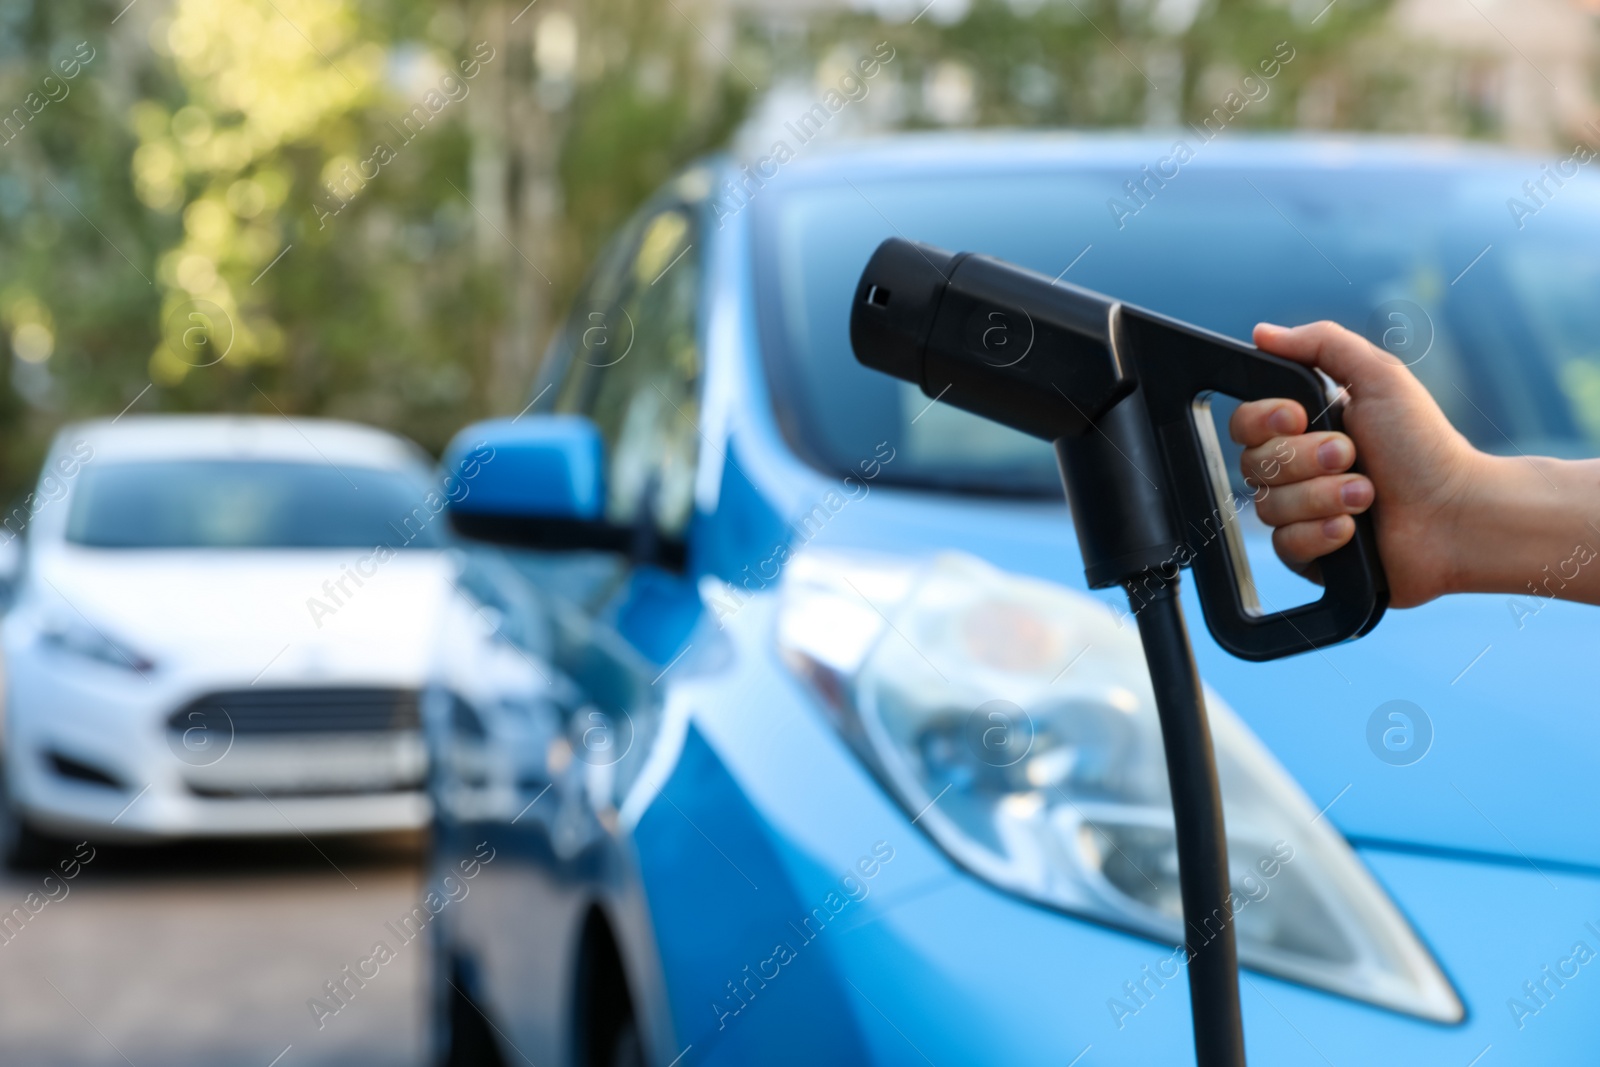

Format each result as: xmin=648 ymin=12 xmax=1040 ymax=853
xmin=0 ymin=833 xmax=427 ymax=1067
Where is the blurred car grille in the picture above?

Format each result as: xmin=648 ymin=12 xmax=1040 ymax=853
xmin=166 ymin=688 xmax=428 ymax=799
xmin=184 ymin=780 xmax=418 ymax=800
xmin=167 ymin=687 xmax=422 ymax=735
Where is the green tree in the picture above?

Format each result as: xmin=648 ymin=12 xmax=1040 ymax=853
xmin=0 ymin=0 xmax=749 ymax=503
xmin=780 ymin=0 xmax=1396 ymax=132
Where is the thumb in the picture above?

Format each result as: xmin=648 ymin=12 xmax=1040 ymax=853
xmin=1253 ymin=320 xmax=1401 ymax=393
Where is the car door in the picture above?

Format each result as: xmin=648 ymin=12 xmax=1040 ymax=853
xmin=438 ymin=196 xmax=707 ymax=1063
xmin=549 ymin=200 xmax=706 ymax=660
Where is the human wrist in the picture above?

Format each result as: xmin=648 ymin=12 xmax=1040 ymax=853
xmin=1443 ymin=453 xmax=1600 ymax=598
xmin=1432 ymin=450 xmax=1510 ymax=599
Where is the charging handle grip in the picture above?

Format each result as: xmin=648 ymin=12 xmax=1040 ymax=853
xmin=1118 ymin=307 xmax=1390 ymax=662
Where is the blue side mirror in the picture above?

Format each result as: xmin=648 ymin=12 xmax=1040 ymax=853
xmin=442 ymin=415 xmax=606 ymax=524
xmin=442 ymin=413 xmax=683 ymax=567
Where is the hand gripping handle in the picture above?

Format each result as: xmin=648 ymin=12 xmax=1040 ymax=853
xmin=1116 ymin=305 xmax=1389 ymax=661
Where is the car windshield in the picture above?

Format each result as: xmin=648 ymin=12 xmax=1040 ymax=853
xmin=754 ymin=160 xmax=1600 ymax=496
xmin=65 ymin=460 xmax=447 ymax=549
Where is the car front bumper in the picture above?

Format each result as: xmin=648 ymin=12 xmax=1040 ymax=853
xmin=4 ymin=640 xmax=430 ymax=842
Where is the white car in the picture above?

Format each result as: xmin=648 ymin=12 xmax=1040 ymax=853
xmin=0 ymin=415 xmax=537 ymax=861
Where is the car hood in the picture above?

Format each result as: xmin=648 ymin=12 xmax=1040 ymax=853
xmin=801 ymin=486 xmax=1600 ymax=873
xmin=22 ymin=545 xmax=457 ymax=689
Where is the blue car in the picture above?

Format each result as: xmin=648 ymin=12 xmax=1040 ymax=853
xmin=424 ymin=134 xmax=1600 ymax=1066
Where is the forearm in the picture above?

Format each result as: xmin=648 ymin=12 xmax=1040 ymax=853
xmin=1446 ymin=454 xmax=1600 ymax=604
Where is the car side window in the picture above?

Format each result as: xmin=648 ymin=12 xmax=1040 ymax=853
xmin=553 ymin=205 xmax=701 ymax=541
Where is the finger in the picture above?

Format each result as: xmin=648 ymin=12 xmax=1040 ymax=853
xmin=1239 ymin=431 xmax=1354 ymax=488
xmin=1273 ymin=515 xmax=1356 ymax=571
xmin=1256 ymin=474 xmax=1373 ymax=527
xmin=1229 ymin=398 xmax=1305 ymax=448
xmin=1253 ymin=320 xmax=1402 ymax=387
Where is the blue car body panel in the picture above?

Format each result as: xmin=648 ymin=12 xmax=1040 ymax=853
xmin=430 ymin=134 xmax=1600 ymax=1066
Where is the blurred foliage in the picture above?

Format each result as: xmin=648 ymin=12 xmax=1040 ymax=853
xmin=785 ymin=0 xmax=1398 ymax=131
xmin=0 ymin=0 xmax=745 ymax=499
xmin=0 ymin=0 xmax=1509 ymax=503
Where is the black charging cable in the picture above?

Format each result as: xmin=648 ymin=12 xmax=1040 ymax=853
xmin=1129 ymin=577 xmax=1247 ymax=1067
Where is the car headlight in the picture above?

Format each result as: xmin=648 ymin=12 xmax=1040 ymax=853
xmin=776 ymin=550 xmax=1462 ymax=1023
xmin=40 ymin=615 xmax=156 ymax=674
